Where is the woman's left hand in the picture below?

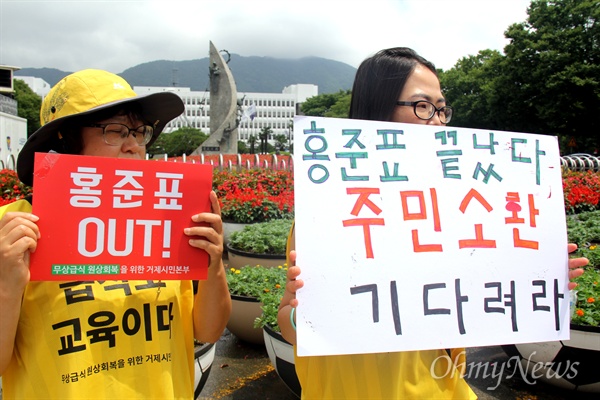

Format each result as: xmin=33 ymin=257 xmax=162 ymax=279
xmin=568 ymin=243 xmax=588 ymax=290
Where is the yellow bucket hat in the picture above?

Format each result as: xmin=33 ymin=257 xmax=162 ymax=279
xmin=17 ymin=69 xmax=184 ymax=185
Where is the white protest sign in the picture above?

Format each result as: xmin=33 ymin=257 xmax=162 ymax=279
xmin=293 ymin=116 xmax=569 ymax=357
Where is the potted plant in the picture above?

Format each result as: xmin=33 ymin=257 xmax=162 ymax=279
xmin=225 ymin=264 xmax=288 ymax=345
xmin=213 ymin=169 xmax=294 ymax=245
xmin=253 ymin=270 xmax=302 ymax=398
xmin=193 ymin=340 xmax=217 ymax=399
xmin=226 ymin=219 xmax=293 ymax=270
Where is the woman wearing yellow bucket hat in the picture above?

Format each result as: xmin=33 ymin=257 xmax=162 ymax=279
xmin=0 ymin=69 xmax=231 ymax=399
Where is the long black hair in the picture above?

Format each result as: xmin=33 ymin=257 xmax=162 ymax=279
xmin=348 ymin=47 xmax=437 ymax=122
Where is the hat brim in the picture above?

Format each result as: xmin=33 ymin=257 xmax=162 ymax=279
xmin=17 ymin=91 xmax=184 ymax=186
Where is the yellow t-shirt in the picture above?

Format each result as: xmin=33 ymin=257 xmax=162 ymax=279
xmin=294 ymin=349 xmax=476 ymax=399
xmin=287 ymin=222 xmax=477 ymax=400
xmin=1 ymin=200 xmax=196 ymax=399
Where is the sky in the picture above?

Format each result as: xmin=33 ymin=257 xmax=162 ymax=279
xmin=0 ymin=0 xmax=533 ymax=74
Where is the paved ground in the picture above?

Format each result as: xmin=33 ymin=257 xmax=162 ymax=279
xmin=0 ymin=328 xmax=595 ymax=399
xmin=198 ymin=330 xmax=598 ymax=399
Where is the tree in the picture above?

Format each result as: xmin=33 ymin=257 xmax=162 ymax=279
xmin=274 ymin=134 xmax=287 ymax=151
xmin=259 ymin=127 xmax=272 ymax=154
xmin=498 ymin=0 xmax=599 ymax=152
xmin=440 ymin=0 xmax=599 ymax=154
xmin=13 ymin=79 xmax=42 ymax=137
xmin=324 ymin=92 xmax=352 ymax=118
xmin=147 ymin=126 xmax=208 ymax=157
xmin=500 ymin=0 xmax=600 ymax=153
xmin=301 ymin=90 xmax=351 ymax=117
xmin=439 ymin=50 xmax=505 ymax=130
xmin=237 ymin=140 xmax=249 ymax=154
xmin=264 ymin=142 xmax=276 ymax=154
xmin=247 ymin=134 xmax=258 ymax=154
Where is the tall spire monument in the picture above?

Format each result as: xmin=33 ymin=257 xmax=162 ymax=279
xmin=192 ymin=41 xmax=238 ymax=154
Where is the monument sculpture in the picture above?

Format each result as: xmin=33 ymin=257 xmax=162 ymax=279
xmin=192 ymin=41 xmax=239 ymax=155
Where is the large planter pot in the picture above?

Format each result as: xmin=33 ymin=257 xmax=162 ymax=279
xmin=263 ymin=325 xmax=301 ymax=398
xmin=222 ymin=221 xmax=249 ymax=247
xmin=226 ymin=244 xmax=286 ymax=270
xmin=501 ymin=324 xmax=600 ymax=392
xmin=226 ymin=294 xmax=265 ymax=345
xmin=194 ymin=341 xmax=216 ymax=399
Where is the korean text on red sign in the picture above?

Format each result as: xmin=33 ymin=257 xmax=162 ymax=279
xmin=31 ymin=153 xmax=213 ymax=281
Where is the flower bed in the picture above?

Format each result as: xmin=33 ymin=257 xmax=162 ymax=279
xmin=226 ymin=264 xmax=288 ymax=301
xmin=563 ymin=170 xmax=600 ymax=214
xmin=567 ymin=210 xmax=600 ymax=327
xmin=228 ymin=219 xmax=292 ymax=255
xmin=213 ymin=169 xmax=294 ymax=223
xmin=225 ymin=264 xmax=288 ymax=332
xmin=0 ymin=169 xmax=33 ymax=207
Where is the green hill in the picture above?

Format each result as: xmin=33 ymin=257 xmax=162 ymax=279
xmin=15 ymin=54 xmax=356 ymax=95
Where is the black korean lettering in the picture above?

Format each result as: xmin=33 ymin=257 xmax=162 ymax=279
xmin=454 ymin=279 xmax=469 ymax=335
xmin=553 ymin=279 xmax=565 ymax=331
xmin=390 ymin=281 xmax=402 ymax=335
xmin=135 ymin=280 xmax=167 ymax=291
xmin=104 ymin=281 xmax=133 ymax=296
xmin=122 ymin=308 xmax=142 ymax=336
xmin=484 ymin=282 xmax=505 ymax=313
xmin=504 ymin=281 xmax=517 ymax=332
xmin=60 ymin=281 xmax=95 ymax=305
xmin=144 ymin=303 xmax=153 ymax=341
xmin=485 ymin=281 xmax=517 ymax=332
xmin=532 ymin=280 xmax=550 ymax=311
xmin=423 ymin=283 xmax=450 ymax=315
xmin=350 ymin=284 xmax=379 ymax=323
xmin=52 ymin=318 xmax=87 ymax=355
xmin=87 ymin=311 xmax=119 ymax=347
xmin=157 ymin=302 xmax=174 ymax=338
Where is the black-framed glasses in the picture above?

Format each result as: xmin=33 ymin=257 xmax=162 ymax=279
xmin=396 ymin=100 xmax=453 ymax=124
xmin=87 ymin=123 xmax=154 ymax=146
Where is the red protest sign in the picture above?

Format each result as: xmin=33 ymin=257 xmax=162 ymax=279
xmin=31 ymin=153 xmax=213 ymax=281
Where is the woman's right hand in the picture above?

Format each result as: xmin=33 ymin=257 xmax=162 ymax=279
xmin=0 ymin=211 xmax=40 ymax=292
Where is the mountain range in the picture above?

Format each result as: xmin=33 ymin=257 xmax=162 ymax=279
xmin=14 ymin=54 xmax=357 ymax=95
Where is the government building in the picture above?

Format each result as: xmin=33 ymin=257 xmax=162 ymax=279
xmin=134 ymin=83 xmax=318 ymax=146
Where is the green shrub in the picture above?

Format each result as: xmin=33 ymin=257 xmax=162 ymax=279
xmin=228 ymin=219 xmax=293 ymax=254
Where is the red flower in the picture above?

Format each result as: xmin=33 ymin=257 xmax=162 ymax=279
xmin=0 ymin=169 xmax=33 ymax=202
xmin=562 ymin=170 xmax=600 ymax=214
xmin=214 ymin=169 xmax=294 ymax=223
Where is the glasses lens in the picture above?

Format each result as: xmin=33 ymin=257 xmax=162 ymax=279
xmin=103 ymin=124 xmax=128 ymax=145
xmin=135 ymin=125 xmax=154 ymax=145
xmin=441 ymin=106 xmax=453 ymax=124
xmin=414 ymin=101 xmax=435 ymax=120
